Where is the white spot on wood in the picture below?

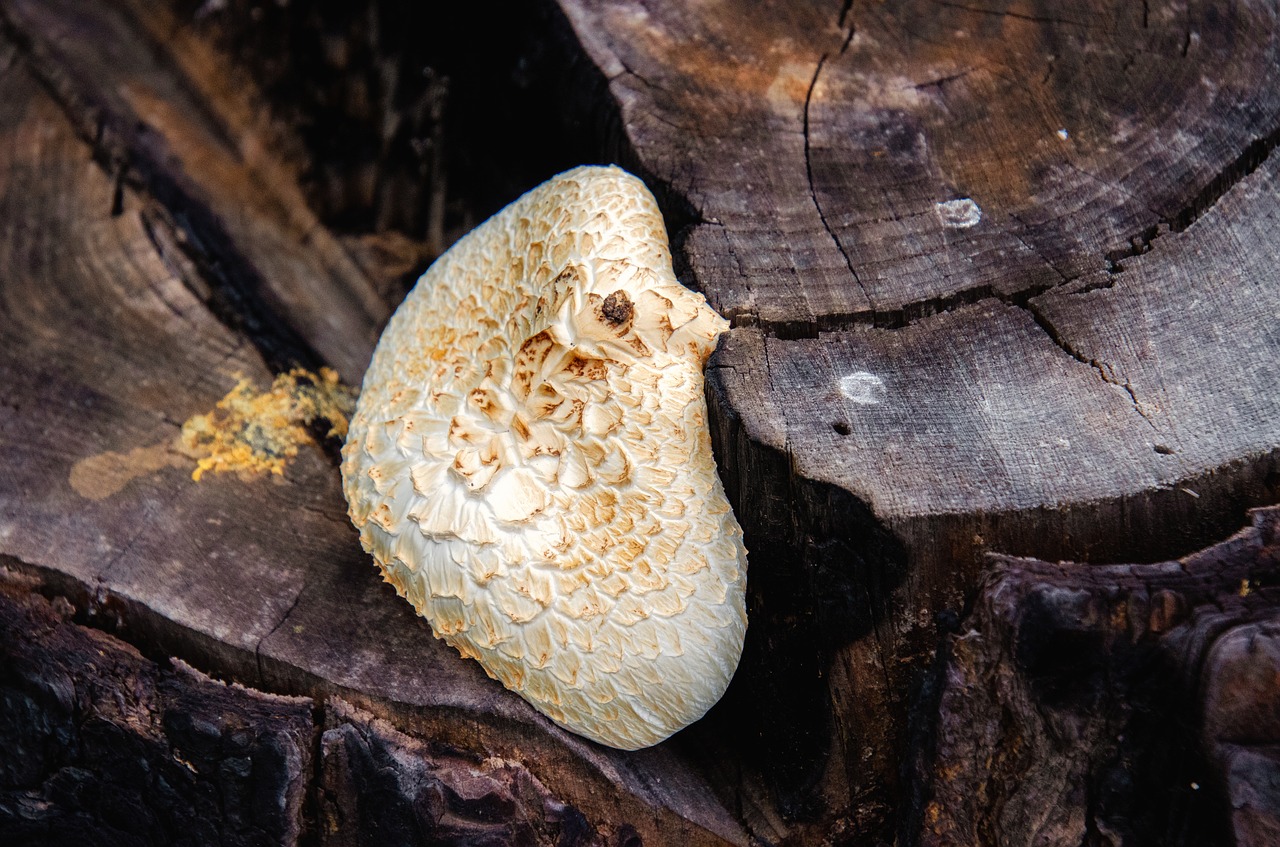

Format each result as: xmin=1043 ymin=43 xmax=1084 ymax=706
xmin=1056 ymin=128 xmax=1069 ymax=141
xmin=936 ymin=198 xmax=982 ymax=229
xmin=839 ymin=371 xmax=886 ymax=405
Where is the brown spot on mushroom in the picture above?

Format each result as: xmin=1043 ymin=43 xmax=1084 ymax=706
xmin=563 ymin=353 xmax=610 ymax=381
xmin=602 ymin=289 xmax=633 ymax=325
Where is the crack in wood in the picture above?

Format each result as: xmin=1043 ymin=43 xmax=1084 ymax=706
xmin=0 ymin=1 xmax=377 ymax=381
xmin=133 ymin=198 xmax=321 ymax=376
xmin=1169 ymin=123 xmax=1280 ymax=233
xmin=256 ymin=583 xmax=308 ymax=686
xmin=802 ymin=3 xmax=868 ymax=317
xmin=1016 ymin=297 xmax=1160 ymax=434
xmin=731 ymin=106 xmax=1280 ymax=343
xmin=729 ymin=279 xmax=1053 ymax=337
xmin=803 ymin=52 xmax=869 ymax=309
xmin=927 ymin=0 xmax=1093 ymax=29
xmin=1088 ymin=121 xmax=1280 ymax=285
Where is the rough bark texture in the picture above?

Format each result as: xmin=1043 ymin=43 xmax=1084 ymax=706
xmin=0 ymin=572 xmax=611 ymax=846
xmin=0 ymin=0 xmax=1277 ymax=845
xmin=917 ymin=504 xmax=1280 ymax=847
xmin=0 ymin=573 xmax=314 ymax=846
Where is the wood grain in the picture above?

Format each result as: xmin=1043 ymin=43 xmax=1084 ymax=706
xmin=1 ymin=0 xmax=1278 ymax=843
xmin=0 ymin=16 xmax=744 ymax=847
xmin=1 ymin=0 xmax=388 ymax=382
xmin=559 ymin=0 xmax=1280 ymax=831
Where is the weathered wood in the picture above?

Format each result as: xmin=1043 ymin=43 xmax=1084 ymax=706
xmin=2 ymin=0 xmax=389 ymax=381
xmin=319 ymin=700 xmax=602 ymax=847
xmin=0 ymin=570 xmax=617 ymax=846
xmin=916 ymin=504 xmax=1280 ymax=847
xmin=557 ymin=0 xmax=1280 ymax=833
xmin=0 ymin=7 xmax=744 ymax=845
xmin=0 ymin=571 xmax=314 ymax=846
xmin=2 ymin=0 xmax=1279 ymax=844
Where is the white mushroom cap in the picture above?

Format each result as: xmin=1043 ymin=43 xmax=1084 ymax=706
xmin=341 ymin=165 xmax=748 ymax=750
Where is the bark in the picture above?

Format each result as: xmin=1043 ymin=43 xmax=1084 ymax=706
xmin=916 ymin=504 xmax=1280 ymax=847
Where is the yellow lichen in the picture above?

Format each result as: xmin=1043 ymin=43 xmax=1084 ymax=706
xmin=181 ymin=367 xmax=355 ymax=481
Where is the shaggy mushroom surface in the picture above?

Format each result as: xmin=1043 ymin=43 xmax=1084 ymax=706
xmin=342 ymin=166 xmax=748 ymax=749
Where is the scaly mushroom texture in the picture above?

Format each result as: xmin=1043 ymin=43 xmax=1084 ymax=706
xmin=341 ymin=165 xmax=747 ymax=750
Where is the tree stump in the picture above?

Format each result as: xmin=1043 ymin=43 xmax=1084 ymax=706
xmin=0 ymin=0 xmax=1277 ymax=845
xmin=920 ymin=504 xmax=1280 ymax=847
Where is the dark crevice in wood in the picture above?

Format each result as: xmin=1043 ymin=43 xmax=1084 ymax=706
xmin=802 ymin=53 xmax=857 ymax=290
xmin=1103 ymin=221 xmax=1162 ymax=274
xmin=108 ymin=160 xmax=126 ymax=217
xmin=794 ymin=1 xmax=865 ymax=327
xmin=113 ymin=4 xmax=247 ymax=160
xmin=702 ymin=370 xmax=909 ymax=834
xmin=1169 ymin=121 xmax=1280 ymax=233
xmin=914 ymin=69 xmax=976 ymax=90
xmin=728 ymin=98 xmax=1276 ymax=337
xmin=717 ymin=104 xmax=1280 ymax=343
xmin=165 ymin=0 xmax=604 ymax=248
xmin=0 ymin=37 xmax=16 ymax=75
xmin=928 ymin=0 xmax=1093 ymax=29
xmin=912 ymin=506 xmax=1280 ymax=846
xmin=1 ymin=553 xmax=262 ymax=697
xmin=838 ymin=0 xmax=857 ymax=33
xmin=898 ymin=608 xmax=960 ymax=847
xmin=256 ymin=584 xmax=308 ymax=688
xmin=300 ymin=697 xmax=328 ymax=847
xmin=1014 ymin=296 xmax=1158 ymax=432
xmin=724 ymin=278 xmax=1055 ymax=337
xmin=1100 ymin=118 xmax=1280 ymax=276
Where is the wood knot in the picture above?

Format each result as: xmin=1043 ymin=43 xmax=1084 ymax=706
xmin=602 ymin=290 xmax=633 ymax=325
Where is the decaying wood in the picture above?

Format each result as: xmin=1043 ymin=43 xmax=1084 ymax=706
xmin=0 ymin=572 xmax=615 ymax=846
xmin=917 ymin=504 xmax=1280 ymax=847
xmin=0 ymin=4 xmax=742 ymax=845
xmin=557 ymin=0 xmax=1280 ymax=835
xmin=0 ymin=0 xmax=1277 ymax=844
xmin=0 ymin=573 xmax=314 ymax=846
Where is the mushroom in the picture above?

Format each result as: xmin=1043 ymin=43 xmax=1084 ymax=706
xmin=341 ymin=165 xmax=747 ymax=750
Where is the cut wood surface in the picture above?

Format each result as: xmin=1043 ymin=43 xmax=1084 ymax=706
xmin=558 ymin=0 xmax=1280 ymax=831
xmin=0 ymin=0 xmax=1278 ymax=844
